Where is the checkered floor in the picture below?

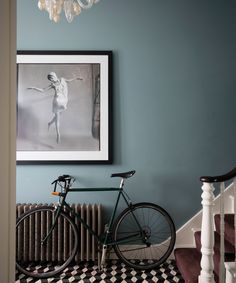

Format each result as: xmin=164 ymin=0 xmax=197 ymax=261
xmin=15 ymin=260 xmax=184 ymax=283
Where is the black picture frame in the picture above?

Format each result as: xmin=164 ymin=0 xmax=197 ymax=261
xmin=16 ymin=50 xmax=112 ymax=164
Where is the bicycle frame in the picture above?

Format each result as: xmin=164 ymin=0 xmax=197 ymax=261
xmin=47 ymin=178 xmax=143 ymax=247
xmin=16 ymin=171 xmax=177 ymax=279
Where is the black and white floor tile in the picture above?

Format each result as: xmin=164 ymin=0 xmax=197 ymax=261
xmin=15 ymin=260 xmax=184 ymax=283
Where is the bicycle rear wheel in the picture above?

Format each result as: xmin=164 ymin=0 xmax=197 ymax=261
xmin=113 ymin=202 xmax=176 ymax=270
xmin=16 ymin=206 xmax=79 ymax=278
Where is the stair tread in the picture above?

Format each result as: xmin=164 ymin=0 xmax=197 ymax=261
xmin=175 ymin=214 xmax=235 ymax=282
xmin=215 ymin=214 xmax=235 ymax=247
xmin=174 ymin=248 xmax=201 ymax=283
xmin=194 ymin=231 xmax=235 ymax=254
xmin=175 ymin=248 xmax=220 ymax=283
xmin=195 ymin=230 xmax=235 ymax=276
xmin=215 ymin=214 xmax=234 ymax=226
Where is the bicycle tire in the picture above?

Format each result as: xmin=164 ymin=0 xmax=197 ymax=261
xmin=112 ymin=202 xmax=176 ymax=270
xmin=16 ymin=205 xmax=79 ymax=278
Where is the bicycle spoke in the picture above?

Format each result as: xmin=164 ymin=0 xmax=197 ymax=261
xmin=16 ymin=206 xmax=78 ymax=279
xmin=113 ymin=203 xmax=175 ymax=269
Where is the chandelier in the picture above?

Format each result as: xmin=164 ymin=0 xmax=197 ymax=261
xmin=37 ymin=0 xmax=100 ymax=23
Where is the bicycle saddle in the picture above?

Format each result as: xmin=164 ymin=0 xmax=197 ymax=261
xmin=111 ymin=170 xmax=136 ymax=179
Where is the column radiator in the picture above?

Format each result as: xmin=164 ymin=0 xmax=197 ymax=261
xmin=16 ymin=203 xmax=102 ymax=263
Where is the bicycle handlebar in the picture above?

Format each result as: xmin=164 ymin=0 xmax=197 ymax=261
xmin=51 ymin=174 xmax=73 ymax=184
xmin=51 ymin=175 xmax=75 ymax=194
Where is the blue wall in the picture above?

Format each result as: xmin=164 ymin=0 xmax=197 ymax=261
xmin=17 ymin=0 xmax=236 ymax=228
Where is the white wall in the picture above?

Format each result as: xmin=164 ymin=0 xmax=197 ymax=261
xmin=0 ymin=0 xmax=16 ymax=282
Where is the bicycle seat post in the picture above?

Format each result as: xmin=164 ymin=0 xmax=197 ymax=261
xmin=119 ymin=178 xmax=125 ymax=189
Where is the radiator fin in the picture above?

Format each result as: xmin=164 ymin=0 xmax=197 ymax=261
xmin=16 ymin=203 xmax=102 ymax=263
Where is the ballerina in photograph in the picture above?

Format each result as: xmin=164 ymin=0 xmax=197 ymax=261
xmin=28 ymin=71 xmax=83 ymax=143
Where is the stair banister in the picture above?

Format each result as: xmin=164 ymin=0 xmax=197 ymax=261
xmin=199 ymin=168 xmax=236 ymax=283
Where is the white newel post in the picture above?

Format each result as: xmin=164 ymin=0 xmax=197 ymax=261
xmin=199 ymin=182 xmax=216 ymax=283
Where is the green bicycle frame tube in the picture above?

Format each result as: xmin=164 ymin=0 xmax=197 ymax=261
xmin=41 ymin=204 xmax=64 ymax=244
xmin=48 ymin=185 xmax=144 ymax=246
xmin=68 ymin=187 xmax=120 ymax=192
xmin=61 ymin=187 xmax=136 ymax=245
xmin=61 ymin=188 xmax=125 ymax=244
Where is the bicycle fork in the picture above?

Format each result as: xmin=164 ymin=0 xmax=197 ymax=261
xmin=41 ymin=205 xmax=61 ymax=245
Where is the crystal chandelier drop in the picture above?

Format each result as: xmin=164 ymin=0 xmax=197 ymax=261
xmin=37 ymin=0 xmax=100 ymax=23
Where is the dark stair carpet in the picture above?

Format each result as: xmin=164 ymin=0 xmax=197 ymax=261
xmin=174 ymin=213 xmax=235 ymax=283
xmin=15 ymin=259 xmax=184 ymax=283
xmin=215 ymin=214 xmax=235 ymax=247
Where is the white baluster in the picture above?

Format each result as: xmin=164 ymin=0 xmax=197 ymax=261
xmin=225 ymin=262 xmax=236 ymax=283
xmin=220 ymin=182 xmax=225 ymax=283
xmin=225 ymin=178 xmax=236 ymax=283
xmin=199 ymin=182 xmax=216 ymax=283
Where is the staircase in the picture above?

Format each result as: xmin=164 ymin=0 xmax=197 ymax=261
xmin=174 ymin=214 xmax=235 ymax=282
xmin=174 ymin=168 xmax=236 ymax=283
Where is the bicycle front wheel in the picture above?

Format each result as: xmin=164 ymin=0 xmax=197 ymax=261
xmin=16 ymin=206 xmax=79 ymax=278
xmin=113 ymin=202 xmax=176 ymax=270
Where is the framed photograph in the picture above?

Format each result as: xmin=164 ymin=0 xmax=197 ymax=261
xmin=16 ymin=51 xmax=112 ymax=164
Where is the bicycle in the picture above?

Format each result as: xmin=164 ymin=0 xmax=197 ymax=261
xmin=16 ymin=170 xmax=176 ymax=279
